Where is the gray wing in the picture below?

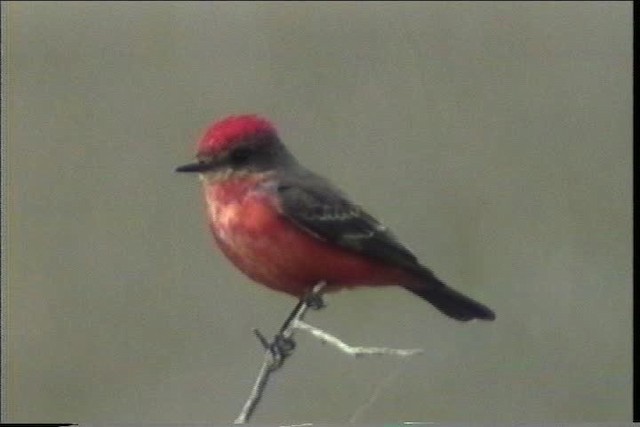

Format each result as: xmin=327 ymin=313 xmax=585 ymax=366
xmin=273 ymin=173 xmax=434 ymax=279
xmin=271 ymin=172 xmax=496 ymax=322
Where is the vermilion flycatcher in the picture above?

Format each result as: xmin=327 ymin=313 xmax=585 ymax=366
xmin=176 ymin=115 xmax=495 ymax=321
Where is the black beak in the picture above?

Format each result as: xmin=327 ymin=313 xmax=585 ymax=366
xmin=175 ymin=161 xmax=210 ymax=173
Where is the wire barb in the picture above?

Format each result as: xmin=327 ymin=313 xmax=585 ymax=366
xmin=234 ymin=282 xmax=423 ymax=424
xmin=235 ymin=283 xmax=327 ymax=423
xmin=252 ymin=328 xmax=270 ymax=350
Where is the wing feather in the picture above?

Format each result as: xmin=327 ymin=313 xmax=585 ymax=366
xmin=273 ymin=175 xmax=433 ymax=278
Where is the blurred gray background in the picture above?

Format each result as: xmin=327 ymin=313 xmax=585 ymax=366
xmin=2 ymin=1 xmax=632 ymax=423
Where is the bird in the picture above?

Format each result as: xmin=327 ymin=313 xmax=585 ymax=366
xmin=176 ymin=115 xmax=495 ymax=322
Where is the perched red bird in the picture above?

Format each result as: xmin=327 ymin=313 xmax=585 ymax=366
xmin=176 ymin=115 xmax=495 ymax=321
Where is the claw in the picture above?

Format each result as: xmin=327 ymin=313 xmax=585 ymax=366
xmin=303 ymin=291 xmax=326 ymax=310
xmin=253 ymin=328 xmax=271 ymax=350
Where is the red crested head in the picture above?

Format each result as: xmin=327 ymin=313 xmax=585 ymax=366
xmin=196 ymin=114 xmax=278 ymax=156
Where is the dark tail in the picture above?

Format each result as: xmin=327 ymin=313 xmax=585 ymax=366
xmin=404 ymin=279 xmax=496 ymax=322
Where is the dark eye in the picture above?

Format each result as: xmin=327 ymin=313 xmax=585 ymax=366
xmin=229 ymin=147 xmax=252 ymax=164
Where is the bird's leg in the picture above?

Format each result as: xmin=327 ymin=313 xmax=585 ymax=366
xmin=277 ymin=283 xmax=327 ymax=335
xmin=254 ymin=283 xmax=327 ymax=370
xmin=302 ymin=286 xmax=326 ymax=310
xmin=278 ymin=298 xmax=307 ymax=335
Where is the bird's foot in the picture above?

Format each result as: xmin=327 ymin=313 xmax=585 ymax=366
xmin=303 ymin=288 xmax=326 ymax=310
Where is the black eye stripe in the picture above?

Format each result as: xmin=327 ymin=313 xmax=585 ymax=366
xmin=229 ymin=147 xmax=253 ymax=163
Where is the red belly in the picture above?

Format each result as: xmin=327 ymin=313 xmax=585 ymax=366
xmin=206 ymin=188 xmax=413 ymax=297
